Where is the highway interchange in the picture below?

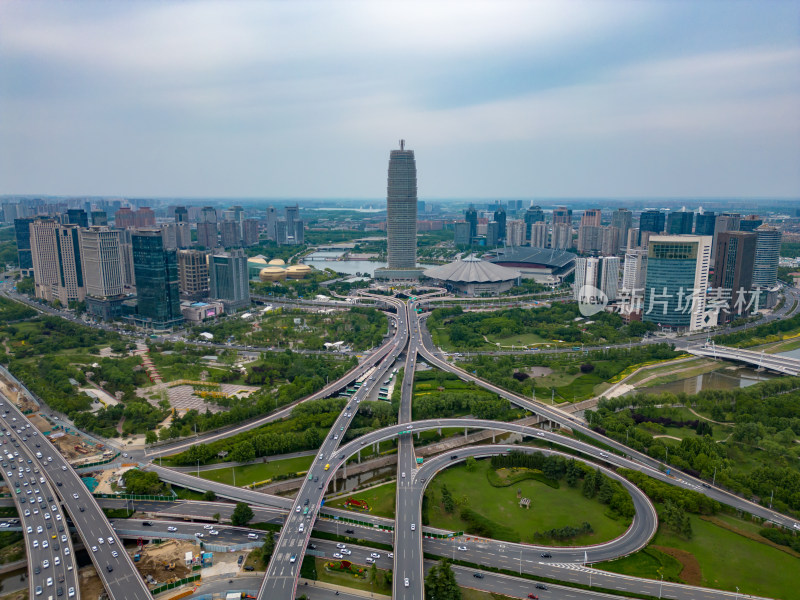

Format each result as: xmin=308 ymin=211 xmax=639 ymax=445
xmin=0 ymin=281 xmax=799 ymax=600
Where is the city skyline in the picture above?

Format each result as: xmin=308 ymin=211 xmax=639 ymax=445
xmin=1 ymin=1 xmax=798 ymax=199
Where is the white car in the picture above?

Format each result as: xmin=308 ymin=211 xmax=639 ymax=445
xmin=289 ymin=555 xmax=296 ymax=563
xmin=68 ymin=588 xmax=75 ymax=598
xmin=247 ymin=533 xmax=258 ymax=539
xmin=457 ymin=546 xmax=467 ymax=551
xmin=336 ymin=543 xmax=346 ymax=549
xmin=26 ymin=526 xmax=32 ymax=534
xmin=42 ymin=540 xmax=48 ymax=548
xmin=410 ymin=523 xmax=416 ymax=531
xmin=366 ymin=557 xmax=375 ymax=564
xmin=340 ymin=549 xmax=351 ymax=556
xmin=36 ymin=525 xmax=43 ymax=533
xmin=203 ymin=524 xmax=213 ymax=529
xmin=388 ymin=553 xmax=394 ymax=558
xmin=43 ymin=559 xmax=49 ymax=568
xmin=370 ymin=552 xmax=381 ymax=559
xmin=107 ymin=537 xmax=114 ymax=544
xmin=24 ymin=509 xmax=30 ymax=517
xmin=54 ymin=557 xmax=61 ymax=566
xmin=61 ymin=466 xmax=66 ymax=471
xmin=404 ymin=578 xmax=410 ymax=587
xmin=195 ymin=533 xmax=204 ymax=538
xmin=111 ymin=551 xmax=118 ymax=558
xmin=72 ymin=493 xmax=79 ymax=499
xmin=167 ymin=526 xmax=177 ymax=532
xmin=91 ymin=546 xmax=98 ymax=553
xmin=210 ymin=530 xmax=219 ymax=535
xmin=33 ymin=540 xmax=39 ymax=548
xmin=536 ymin=431 xmax=546 ymax=437
xmin=333 ymin=552 xmax=343 ymax=559
xmin=61 ymin=535 xmax=67 ymax=543
xmin=97 ymin=537 xmax=104 ymax=544
xmin=64 ymin=548 xmax=70 ymax=556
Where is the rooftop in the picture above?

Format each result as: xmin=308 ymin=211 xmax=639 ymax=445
xmin=424 ymin=256 xmax=520 ymax=283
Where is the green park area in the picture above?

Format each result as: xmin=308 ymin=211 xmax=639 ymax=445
xmin=186 ymin=306 xmax=388 ymax=351
xmin=199 ymin=454 xmax=314 ymax=486
xmin=427 ymin=304 xmax=655 ymax=352
xmin=412 ymin=369 xmax=528 ymax=422
xmin=424 ymin=457 xmax=631 ymax=546
xmin=598 ymin=510 xmax=800 ymax=600
xmin=327 ymin=482 xmax=397 ymax=519
xmin=460 ymin=343 xmax=680 ymax=403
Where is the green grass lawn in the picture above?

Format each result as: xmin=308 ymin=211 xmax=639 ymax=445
xmin=596 ymin=546 xmax=683 ymax=581
xmin=487 ymin=332 xmax=549 ymax=347
xmin=426 ymin=460 xmax=629 ymax=546
xmin=623 ymin=358 xmax=712 ymax=386
xmin=314 ymin=558 xmax=392 ymax=595
xmin=598 ymin=513 xmax=800 ymax=599
xmin=327 ymin=481 xmax=397 ymax=519
xmin=460 ymin=589 xmax=516 ymax=600
xmin=430 ymin=327 xmax=494 ymax=352
xmin=199 ymin=455 xmax=314 ymax=486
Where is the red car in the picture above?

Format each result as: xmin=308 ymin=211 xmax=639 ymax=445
xmin=528 ymin=595 xmax=539 ymax=599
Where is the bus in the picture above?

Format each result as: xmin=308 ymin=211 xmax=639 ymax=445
xmin=378 ymin=395 xmax=389 ymax=401
xmin=346 ymin=388 xmax=357 ymax=394
xmin=353 ymin=382 xmax=363 ymax=388
xmin=379 ymin=387 xmax=389 ymax=393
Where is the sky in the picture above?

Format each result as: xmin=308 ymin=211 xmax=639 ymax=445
xmin=1 ymin=0 xmax=799 ymax=200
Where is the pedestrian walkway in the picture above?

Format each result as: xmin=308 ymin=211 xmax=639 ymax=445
xmin=135 ymin=342 xmax=163 ymax=384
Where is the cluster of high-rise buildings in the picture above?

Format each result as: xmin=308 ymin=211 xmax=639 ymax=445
xmin=569 ymin=207 xmax=782 ymax=331
xmin=8 ymin=203 xmax=291 ymax=328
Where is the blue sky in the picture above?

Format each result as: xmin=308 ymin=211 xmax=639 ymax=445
xmin=1 ymin=1 xmax=798 ymax=199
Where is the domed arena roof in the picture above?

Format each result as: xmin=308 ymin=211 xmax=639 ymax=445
xmin=268 ymin=258 xmax=286 ymax=266
xmin=249 ymin=257 xmax=268 ymax=264
xmin=423 ymin=256 xmax=520 ymax=283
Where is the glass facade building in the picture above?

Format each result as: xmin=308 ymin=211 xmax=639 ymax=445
xmin=132 ymin=230 xmax=183 ymax=328
xmin=386 ymin=140 xmax=418 ymax=270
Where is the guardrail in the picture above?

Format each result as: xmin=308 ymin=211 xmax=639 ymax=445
xmin=94 ymin=493 xmax=176 ymax=501
xmin=150 ymin=574 xmax=200 ymax=596
xmin=318 ymin=512 xmax=393 ymax=532
xmin=75 ymin=452 xmax=121 ymax=469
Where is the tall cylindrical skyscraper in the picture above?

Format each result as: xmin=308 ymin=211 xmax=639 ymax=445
xmin=386 ymin=140 xmax=417 ymax=270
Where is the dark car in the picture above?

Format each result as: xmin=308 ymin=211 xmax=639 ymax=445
xmin=535 ymin=584 xmax=547 ymax=590
xmin=540 ymin=552 xmax=552 ymax=558
xmin=237 ymin=555 xmax=244 ymax=565
xmin=243 ymin=566 xmax=254 ymax=572
xmin=473 ymin=573 xmax=484 ymax=579
xmin=57 ymin=588 xmax=63 ymax=597
xmin=106 ymin=565 xmax=113 ymax=572
xmin=309 ymin=544 xmax=316 ymax=550
xmin=142 ymin=522 xmax=152 ymax=526
xmin=345 ymin=529 xmax=354 ymax=534
xmin=35 ymin=566 xmax=41 ymax=575
xmin=450 ymin=455 xmax=458 ymax=460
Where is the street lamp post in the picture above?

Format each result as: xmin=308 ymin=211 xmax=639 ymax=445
xmin=659 ymin=574 xmax=664 ymax=598
xmin=519 ymin=549 xmax=522 ymax=576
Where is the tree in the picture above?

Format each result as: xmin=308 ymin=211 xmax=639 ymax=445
xmin=145 ymin=431 xmax=158 ymax=444
xmin=203 ymin=490 xmax=217 ymax=501
xmin=464 ymin=456 xmax=477 ymax=472
xmin=424 ymin=559 xmax=461 ymax=600
xmin=260 ymin=534 xmax=276 ymax=566
xmin=231 ymin=502 xmax=254 ymax=526
xmin=213 ymin=513 xmax=221 ymax=523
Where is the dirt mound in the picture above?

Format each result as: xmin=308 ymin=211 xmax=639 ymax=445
xmin=651 ymin=545 xmax=702 ymax=585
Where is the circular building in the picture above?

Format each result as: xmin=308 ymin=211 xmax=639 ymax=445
xmin=259 ymin=266 xmax=287 ymax=282
xmin=268 ymin=258 xmax=286 ymax=266
xmin=249 ymin=257 xmax=268 ymax=264
xmin=423 ymin=256 xmax=520 ymax=296
xmin=285 ymin=264 xmax=312 ymax=279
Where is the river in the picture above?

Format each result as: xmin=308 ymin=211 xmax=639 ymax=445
xmin=303 ymin=251 xmax=389 ymax=277
xmin=631 ymin=367 xmax=774 ymax=397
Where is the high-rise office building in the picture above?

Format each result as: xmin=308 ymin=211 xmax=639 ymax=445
xmin=196 ymin=222 xmax=218 ymax=250
xmin=177 ymin=249 xmax=209 ymax=300
xmin=131 ymin=230 xmax=183 ymax=328
xmin=626 ymin=227 xmax=640 ymax=251
xmin=486 ymin=221 xmax=500 ymax=247
xmin=506 ymin=219 xmax=526 ymax=247
xmin=639 ymin=210 xmax=665 ymax=235
xmin=552 ymin=223 xmax=572 ymax=250
xmin=14 ymin=217 xmax=35 ymax=272
xmin=293 ymin=219 xmax=304 ymax=245
xmin=200 ymin=206 xmax=218 ymax=223
xmin=574 ymin=256 xmax=620 ymax=302
xmin=55 ymin=224 xmax=85 ymax=305
xmin=713 ymin=231 xmax=756 ymax=323
xmin=525 ymin=205 xmax=545 ymax=225
xmin=622 ymin=249 xmax=647 ymax=291
xmin=220 ymin=221 xmax=243 ymax=248
xmin=577 ymin=225 xmax=602 ymax=254
xmin=600 ymin=226 xmax=621 ymax=256
xmin=265 ymin=206 xmax=279 ymax=241
xmin=493 ymin=204 xmax=507 ymax=241
xmin=454 ymin=222 xmax=471 ymax=247
xmin=30 ymin=219 xmax=60 ymax=302
xmin=173 ymin=206 xmax=189 ymax=223
xmin=79 ymin=227 xmax=123 ymax=299
xmin=275 ymin=220 xmax=288 ymax=246
xmin=135 ymin=207 xmax=156 ymax=228
xmin=385 ymin=140 xmax=418 ymax=270
xmin=752 ymin=224 xmax=781 ymax=295
xmin=712 ymin=213 xmax=741 ymax=260
xmin=117 ymin=229 xmax=136 ymax=290
xmin=611 ymin=209 xmax=632 ymax=249
xmin=643 ymin=235 xmax=712 ymax=331
xmin=66 ymin=209 xmax=89 ymax=228
xmin=208 ymin=248 xmax=250 ymax=312
xmin=242 ymin=219 xmax=259 ymax=246
xmin=465 ymin=205 xmax=478 ymax=240
xmin=739 ymin=215 xmax=763 ymax=232
xmin=667 ymin=210 xmax=694 ymax=235
xmin=553 ymin=207 xmax=572 ymax=226
xmin=114 ymin=207 xmax=135 ymax=228
xmin=694 ymin=210 xmax=716 ymax=236
xmin=90 ymin=211 xmax=108 ymax=227
xmin=529 ymin=222 xmax=548 ymax=248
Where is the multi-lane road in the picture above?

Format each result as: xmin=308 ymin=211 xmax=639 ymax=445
xmin=0 ymin=404 xmax=79 ymax=600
